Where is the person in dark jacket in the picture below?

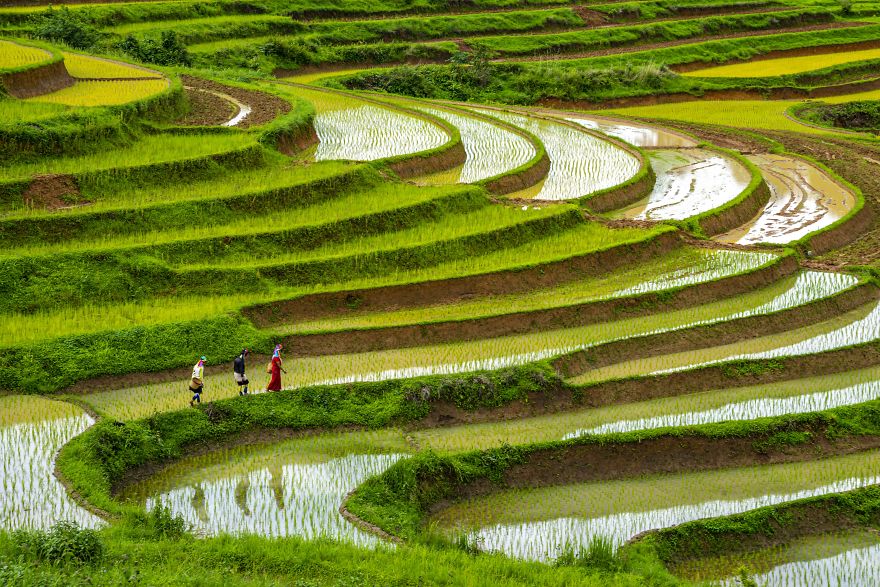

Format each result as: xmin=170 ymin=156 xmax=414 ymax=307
xmin=233 ymin=348 xmax=249 ymax=396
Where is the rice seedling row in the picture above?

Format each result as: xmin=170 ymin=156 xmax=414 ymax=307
xmin=415 ymin=106 xmax=535 ymax=184
xmin=0 ymin=38 xmax=51 ymax=69
xmin=0 ymin=396 xmax=104 ymax=532
xmin=611 ymin=148 xmax=752 ymax=221
xmin=413 ymin=366 xmax=880 ymax=453
xmin=717 ymin=153 xmax=857 ymax=245
xmin=60 ymin=51 xmax=162 ymax=79
xmin=122 ymin=430 xmax=410 ymax=544
xmin=435 ymin=450 xmax=880 ymax=561
xmin=683 ymin=46 xmax=880 ymax=78
xmin=471 ymin=108 xmax=640 ymax=201
xmin=26 ymin=79 xmax=170 ymax=107
xmin=678 ymin=529 xmax=880 ymax=586
xmin=283 ymin=248 xmax=778 ymax=333
xmin=80 ymin=269 xmax=851 ymax=421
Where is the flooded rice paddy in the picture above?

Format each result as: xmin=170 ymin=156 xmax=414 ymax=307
xmin=718 ymin=154 xmax=857 ymax=245
xmin=474 ymin=109 xmax=640 ymax=200
xmin=0 ymin=396 xmax=104 ymax=531
xmin=614 ymin=149 xmax=752 ymax=221
xmin=414 ymin=367 xmax=880 ymax=453
xmin=564 ymin=115 xmax=696 ymax=148
xmin=435 ymin=451 xmax=880 ymax=562
xmin=286 ymin=248 xmax=777 ymax=333
xmin=84 ymin=270 xmax=856 ymax=421
xmin=677 ymin=530 xmax=880 ymax=587
xmin=121 ymin=430 xmax=407 ymax=545
xmin=418 ymin=107 xmax=535 ymax=184
xmin=314 ymin=105 xmax=448 ymax=162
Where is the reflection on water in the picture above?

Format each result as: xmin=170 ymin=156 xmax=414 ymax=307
xmin=566 ymin=116 xmax=696 ymax=148
xmin=718 ymin=154 xmax=856 ymax=245
xmin=615 ymin=148 xmax=752 ymax=221
xmin=144 ymin=453 xmax=403 ymax=545
xmin=0 ymin=401 xmax=104 ymax=531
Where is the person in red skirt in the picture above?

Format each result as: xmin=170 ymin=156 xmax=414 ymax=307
xmin=267 ymin=343 xmax=287 ymax=392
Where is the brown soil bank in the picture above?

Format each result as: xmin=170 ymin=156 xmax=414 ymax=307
xmin=280 ymin=253 xmax=796 ymax=357
xmin=446 ymin=422 xmax=880 ymax=506
xmin=179 ymin=75 xmax=290 ymax=129
xmin=1 ymin=60 xmax=73 ymax=98
xmin=647 ymin=492 xmax=880 ymax=569
xmin=553 ymin=281 xmax=880 ymax=378
xmin=243 ymin=229 xmax=682 ymax=326
xmin=416 ymin=340 xmax=880 ymax=429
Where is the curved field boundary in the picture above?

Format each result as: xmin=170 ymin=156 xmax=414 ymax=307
xmin=0 ymin=39 xmax=73 ymax=98
xmin=636 ymin=485 xmax=880 ymax=571
xmin=782 ymin=152 xmax=873 ymax=257
xmin=242 ymin=227 xmax=681 ymax=325
xmin=551 ymin=281 xmax=880 ymax=379
xmin=0 ymin=164 xmax=379 ymax=247
xmin=344 ymin=400 xmax=880 ymax=542
xmin=421 ymin=101 xmax=551 ymax=196
xmin=0 ymin=142 xmax=266 ymax=213
xmin=276 ymin=81 xmax=466 ymax=179
xmin=455 ymin=101 xmax=654 ymax=209
xmin=682 ymin=146 xmax=771 ymax=237
xmin=277 ymin=251 xmax=798 ymax=357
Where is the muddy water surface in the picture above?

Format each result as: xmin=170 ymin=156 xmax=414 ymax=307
xmin=614 ymin=148 xmax=751 ymax=220
xmin=564 ymin=115 xmax=696 ymax=148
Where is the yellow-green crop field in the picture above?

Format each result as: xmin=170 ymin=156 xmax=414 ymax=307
xmin=26 ymin=78 xmax=169 ymax=106
xmin=0 ymin=39 xmax=50 ymax=69
xmin=61 ymin=52 xmax=163 ymax=79
xmin=685 ymin=47 xmax=880 ymax=78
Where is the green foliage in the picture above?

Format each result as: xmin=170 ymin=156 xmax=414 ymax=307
xmin=752 ymin=430 xmax=812 ymax=454
xmin=11 ymin=522 xmax=104 ymax=566
xmin=31 ymin=7 xmax=100 ymax=50
xmin=118 ymin=31 xmax=192 ymax=66
xmin=797 ymin=100 xmax=880 ymax=133
xmin=555 ymin=536 xmax=622 ymax=572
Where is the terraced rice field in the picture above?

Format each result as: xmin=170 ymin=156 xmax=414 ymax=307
xmin=677 ymin=530 xmax=880 ymax=586
xmin=26 ymin=78 xmax=170 ymax=106
xmin=717 ymin=154 xmax=857 ymax=245
xmin=0 ymin=39 xmax=50 ymax=69
xmin=5 ymin=4 xmax=880 ymax=584
xmin=122 ymin=430 xmax=407 ymax=544
xmin=417 ymin=106 xmax=535 ymax=184
xmin=61 ymin=52 xmax=162 ymax=79
xmin=685 ymin=47 xmax=880 ymax=78
xmin=0 ymin=396 xmax=103 ymax=531
xmin=473 ymin=108 xmax=640 ymax=200
xmin=613 ymin=148 xmax=751 ymax=221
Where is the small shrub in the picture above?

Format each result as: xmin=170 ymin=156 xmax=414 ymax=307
xmin=119 ymin=31 xmax=192 ymax=67
xmin=31 ymin=7 xmax=99 ymax=50
xmin=12 ymin=522 xmax=104 ymax=565
xmin=150 ymin=502 xmax=187 ymax=539
xmin=554 ymin=536 xmax=622 ymax=572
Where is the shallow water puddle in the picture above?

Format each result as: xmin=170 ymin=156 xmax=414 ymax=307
xmin=314 ymin=105 xmax=448 ymax=161
xmin=0 ymin=396 xmax=104 ymax=531
xmin=418 ymin=107 xmax=535 ymax=183
xmin=473 ymin=109 xmax=640 ymax=200
xmin=445 ymin=453 xmax=880 ymax=562
xmin=717 ymin=154 xmax=857 ymax=245
xmin=614 ymin=148 xmax=751 ymax=220
xmin=564 ymin=115 xmax=696 ymax=148
xmin=123 ymin=431 xmax=407 ymax=544
xmin=677 ymin=530 xmax=880 ymax=587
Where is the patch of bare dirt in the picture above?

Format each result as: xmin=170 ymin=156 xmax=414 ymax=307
xmin=179 ymin=75 xmax=290 ymax=128
xmin=177 ymin=87 xmax=238 ymax=126
xmin=21 ymin=174 xmax=87 ymax=210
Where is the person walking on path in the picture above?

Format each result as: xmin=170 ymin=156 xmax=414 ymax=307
xmin=234 ymin=348 xmax=249 ymax=396
xmin=266 ymin=344 xmax=287 ymax=392
xmin=189 ymin=356 xmax=206 ymax=407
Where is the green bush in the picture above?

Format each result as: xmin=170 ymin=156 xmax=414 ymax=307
xmin=31 ymin=8 xmax=100 ymax=50
xmin=118 ymin=31 xmax=192 ymax=67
